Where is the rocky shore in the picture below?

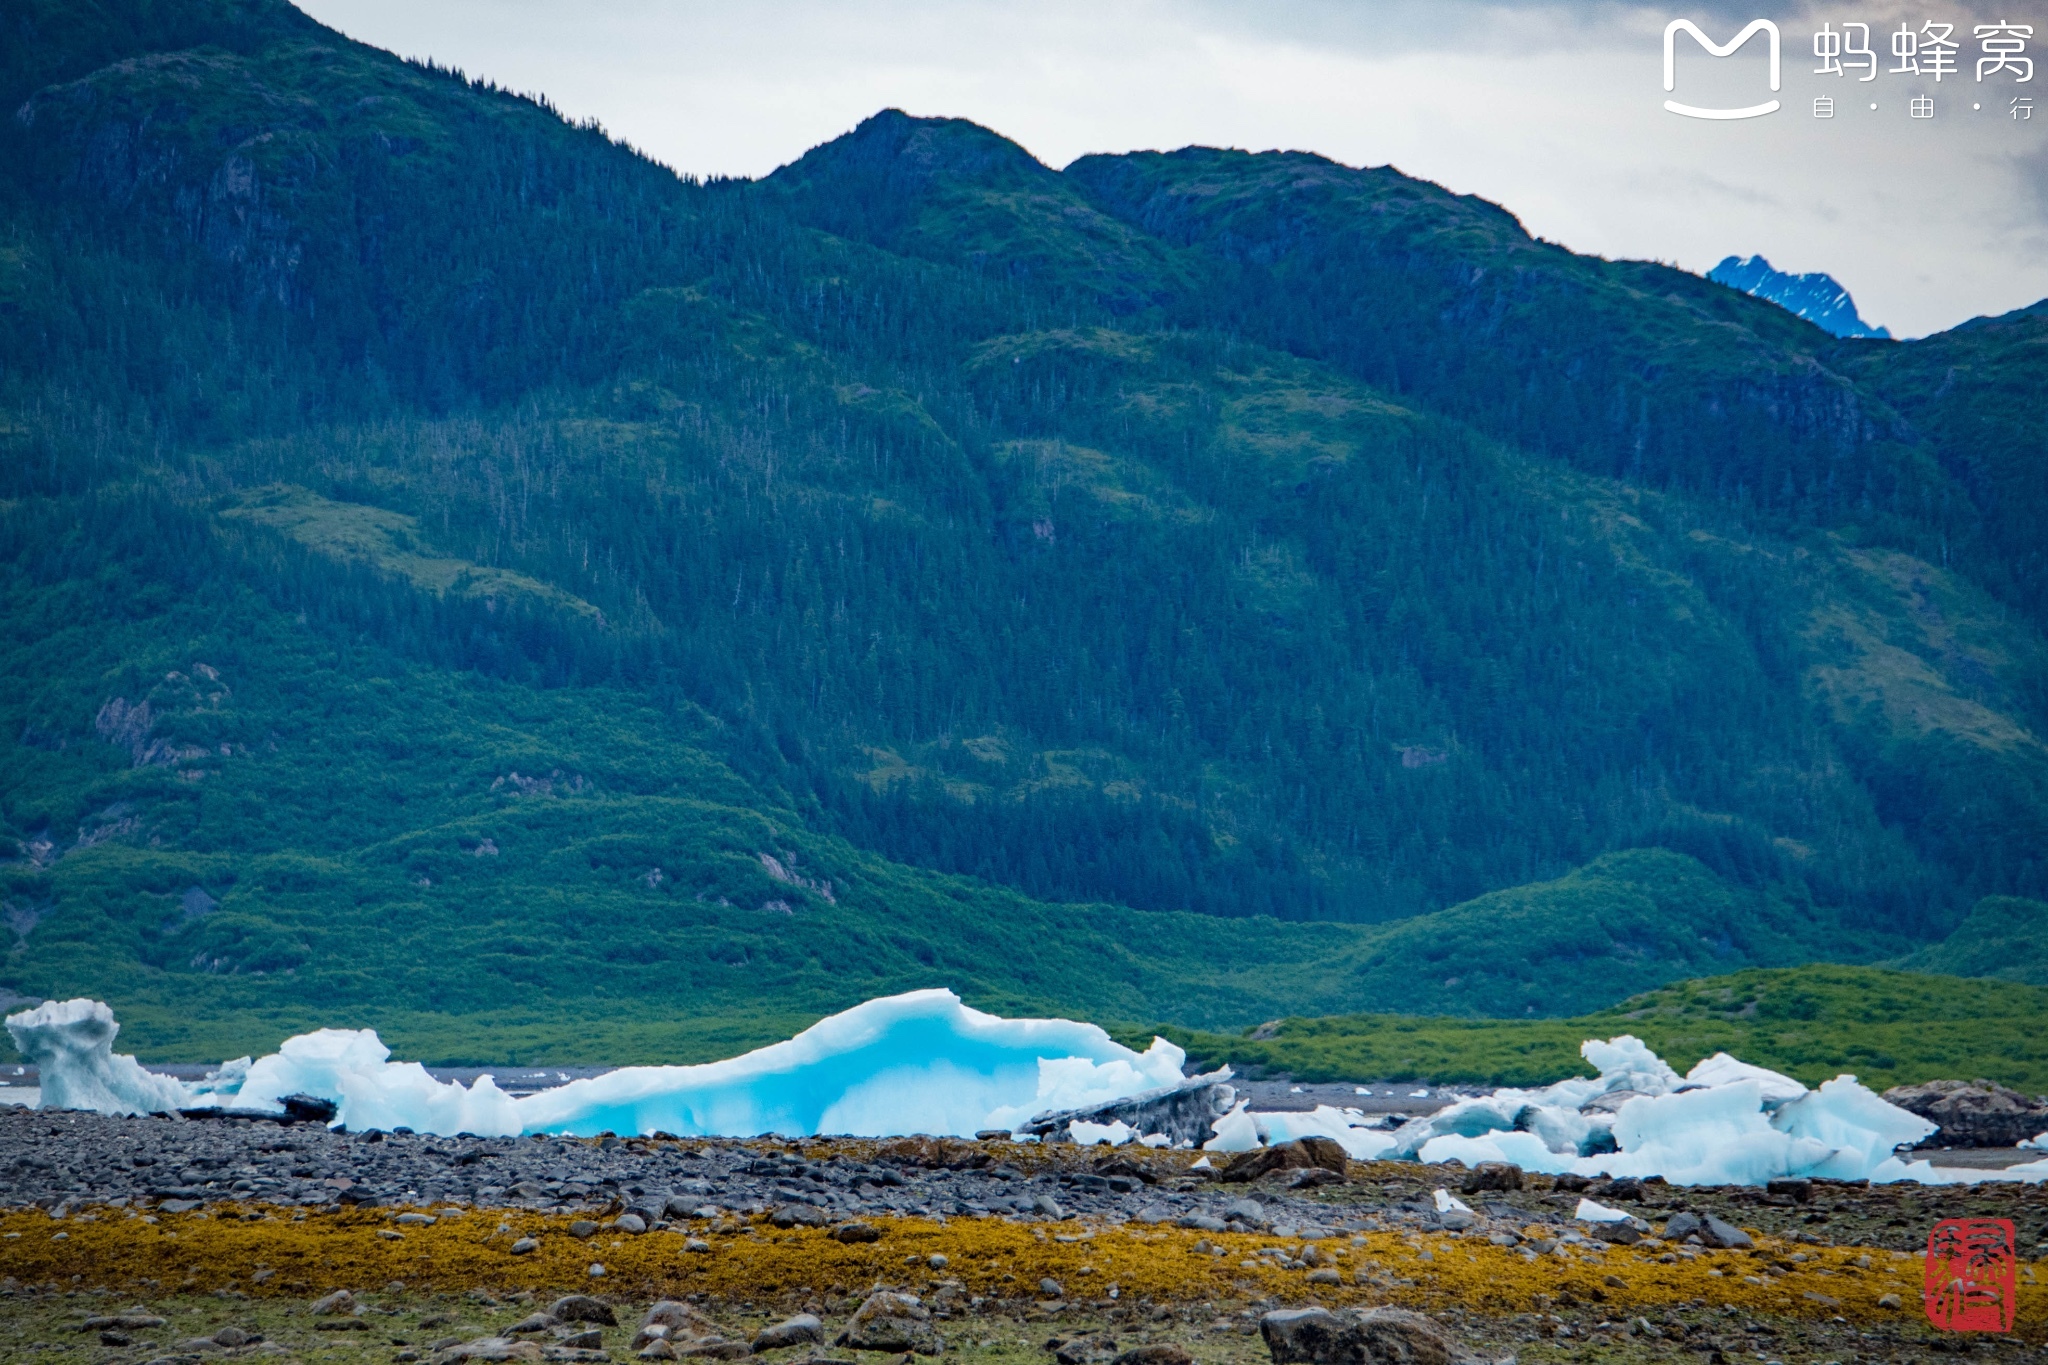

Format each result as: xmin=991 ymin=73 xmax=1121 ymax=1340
xmin=5 ymin=1106 xmax=2044 ymax=1256
xmin=3 ymin=1104 xmax=2045 ymax=1365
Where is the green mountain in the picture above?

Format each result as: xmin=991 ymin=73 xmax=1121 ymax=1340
xmin=2 ymin=0 xmax=2045 ymax=1061
xmin=1894 ymin=896 xmax=2048 ymax=986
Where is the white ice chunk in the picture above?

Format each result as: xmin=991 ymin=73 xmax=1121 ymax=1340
xmin=1575 ymin=1081 xmax=1833 ymax=1186
xmin=4 ymin=999 xmax=189 ymax=1117
xmin=1519 ymin=1102 xmax=1610 ymax=1159
xmin=1254 ymin=1104 xmax=1397 ymax=1160
xmin=1387 ymin=1092 xmax=1533 ymax=1158
xmin=1417 ymin=1130 xmax=1577 ymax=1174
xmin=1575 ymin=1197 xmax=1631 ymax=1222
xmin=1204 ymin=1099 xmax=1263 ymax=1152
xmin=1070 ymin=1119 xmax=1135 ymax=1146
xmin=1389 ymin=1035 xmax=1676 ymax=1161
xmin=1580 ymin=1035 xmax=1683 ymax=1097
xmin=1771 ymin=1076 xmax=1934 ymax=1180
xmin=1685 ymin=1052 xmax=1808 ymax=1108
xmin=2023 ymin=1131 xmax=2048 ymax=1151
xmin=1433 ymin=1188 xmax=1472 ymax=1213
xmin=228 ymin=1027 xmax=524 ymax=1136
xmin=1410 ymin=1088 xmax=1430 ymax=1097
xmin=191 ymin=1056 xmax=252 ymax=1098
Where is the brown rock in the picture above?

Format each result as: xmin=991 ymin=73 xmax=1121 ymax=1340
xmin=1220 ymin=1137 xmax=1349 ymax=1183
xmin=1880 ymin=1079 xmax=2048 ymax=1148
xmin=874 ymin=1136 xmax=987 ymax=1169
xmin=1460 ymin=1162 xmax=1523 ymax=1194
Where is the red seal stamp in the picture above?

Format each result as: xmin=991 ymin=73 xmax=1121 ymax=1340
xmin=1924 ymin=1217 xmax=2017 ymax=1333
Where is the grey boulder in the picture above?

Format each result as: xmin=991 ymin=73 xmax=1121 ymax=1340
xmin=833 ymin=1291 xmax=941 ymax=1355
xmin=1662 ymin=1211 xmax=1753 ymax=1249
xmin=549 ymin=1296 xmax=618 ymax=1326
xmin=752 ymin=1315 xmax=824 ymax=1352
xmin=1259 ymin=1306 xmax=1455 ymax=1365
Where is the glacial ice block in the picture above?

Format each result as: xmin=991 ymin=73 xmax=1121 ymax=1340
xmin=515 ymin=988 xmax=1188 ymax=1138
xmin=4 ymin=989 xmax=1189 ymax=1140
xmin=228 ymin=1027 xmax=524 ymax=1136
xmin=4 ymin=999 xmax=189 ymax=1117
xmin=1770 ymin=1076 xmax=1935 ymax=1179
xmin=1387 ymin=1033 xmax=1676 ymax=1160
xmin=1577 ymin=1080 xmax=1834 ymax=1186
xmin=1416 ymin=1129 xmax=1576 ymax=1174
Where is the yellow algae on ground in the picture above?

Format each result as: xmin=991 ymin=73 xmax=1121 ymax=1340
xmin=4 ymin=1204 xmax=2039 ymax=1333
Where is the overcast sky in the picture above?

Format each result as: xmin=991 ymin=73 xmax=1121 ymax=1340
xmin=296 ymin=0 xmax=2048 ymax=338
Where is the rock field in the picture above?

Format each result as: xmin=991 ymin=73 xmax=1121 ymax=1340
xmin=1 ymin=1106 xmax=2044 ymax=1363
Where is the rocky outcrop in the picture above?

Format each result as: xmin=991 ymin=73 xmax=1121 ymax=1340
xmin=1882 ymin=1079 xmax=2048 ymax=1148
xmin=1022 ymin=1071 xmax=1237 ymax=1147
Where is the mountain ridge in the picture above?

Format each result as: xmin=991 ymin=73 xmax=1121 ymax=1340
xmin=1 ymin=0 xmax=2044 ymax=1058
xmin=1708 ymin=254 xmax=1890 ymax=339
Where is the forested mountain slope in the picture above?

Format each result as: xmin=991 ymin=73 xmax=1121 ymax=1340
xmin=0 ymin=0 xmax=2043 ymax=1058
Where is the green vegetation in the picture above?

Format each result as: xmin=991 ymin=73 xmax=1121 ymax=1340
xmin=1894 ymin=896 xmax=2048 ymax=985
xmin=1159 ymin=965 xmax=2048 ymax=1092
xmin=0 ymin=1 xmax=2044 ymax=1059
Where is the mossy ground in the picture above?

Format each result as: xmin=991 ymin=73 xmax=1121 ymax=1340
xmin=2 ymin=1185 xmax=2041 ymax=1361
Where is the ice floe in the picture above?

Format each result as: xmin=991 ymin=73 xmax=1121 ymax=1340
xmin=6 ymin=994 xmax=2042 ymax=1186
